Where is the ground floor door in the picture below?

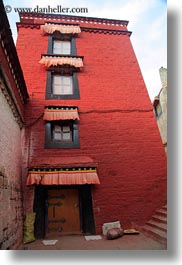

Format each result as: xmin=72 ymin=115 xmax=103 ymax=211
xmin=33 ymin=185 xmax=96 ymax=238
xmin=47 ymin=188 xmax=80 ymax=235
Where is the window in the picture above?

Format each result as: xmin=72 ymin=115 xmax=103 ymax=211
xmin=53 ymin=40 xmax=71 ymax=55
xmin=154 ymin=102 xmax=162 ymax=118
xmin=53 ymin=124 xmax=72 ymax=141
xmin=52 ymin=75 xmax=73 ymax=95
xmin=47 ymin=35 xmax=77 ymax=55
xmin=45 ymin=120 xmax=80 ymax=149
xmin=46 ymin=72 xmax=80 ymax=99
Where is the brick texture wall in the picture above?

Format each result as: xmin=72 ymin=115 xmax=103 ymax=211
xmin=16 ymin=18 xmax=167 ymax=233
xmin=0 ymin=87 xmax=23 ymax=250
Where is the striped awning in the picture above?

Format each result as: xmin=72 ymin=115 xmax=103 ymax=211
xmin=39 ymin=55 xmax=83 ymax=68
xmin=43 ymin=106 xmax=80 ymax=121
xmin=41 ymin=23 xmax=81 ymax=35
xmin=26 ymin=167 xmax=100 ymax=185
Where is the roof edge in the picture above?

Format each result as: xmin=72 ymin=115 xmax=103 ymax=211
xmin=0 ymin=2 xmax=29 ymax=102
xmin=18 ymin=12 xmax=129 ymax=26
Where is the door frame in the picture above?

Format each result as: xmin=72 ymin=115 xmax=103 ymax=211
xmin=33 ymin=184 xmax=96 ymax=238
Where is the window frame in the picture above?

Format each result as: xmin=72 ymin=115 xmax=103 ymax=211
xmin=45 ymin=120 xmax=80 ymax=149
xmin=47 ymin=34 xmax=77 ymax=56
xmin=46 ymin=71 xmax=80 ymax=99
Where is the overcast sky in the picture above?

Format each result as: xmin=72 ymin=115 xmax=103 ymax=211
xmin=4 ymin=0 xmax=167 ymax=101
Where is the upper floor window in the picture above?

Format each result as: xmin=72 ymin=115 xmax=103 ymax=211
xmin=53 ymin=40 xmax=71 ymax=55
xmin=46 ymin=72 xmax=80 ymax=100
xmin=52 ymin=122 xmax=73 ymax=141
xmin=47 ymin=34 xmax=77 ymax=56
xmin=52 ymin=75 xmax=73 ymax=95
xmin=45 ymin=120 xmax=80 ymax=149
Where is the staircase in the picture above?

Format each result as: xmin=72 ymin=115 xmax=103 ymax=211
xmin=141 ymin=205 xmax=167 ymax=245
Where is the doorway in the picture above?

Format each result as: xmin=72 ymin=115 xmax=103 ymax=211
xmin=47 ymin=188 xmax=80 ymax=235
xmin=33 ymin=185 xmax=96 ymax=238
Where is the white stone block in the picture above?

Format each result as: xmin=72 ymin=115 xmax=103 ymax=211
xmin=102 ymin=221 xmax=121 ymax=236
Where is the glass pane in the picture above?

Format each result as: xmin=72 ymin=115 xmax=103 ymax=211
xmin=53 ymin=40 xmax=62 ymax=54
xmin=53 ymin=85 xmax=62 ymax=95
xmin=63 ymin=76 xmax=71 ymax=85
xmin=53 ymin=76 xmax=73 ymax=95
xmin=54 ymin=125 xmax=62 ymax=132
xmin=53 ymin=132 xmax=62 ymax=140
xmin=53 ymin=48 xmax=61 ymax=54
xmin=62 ymin=41 xmax=71 ymax=54
xmin=53 ymin=40 xmax=71 ymax=54
xmin=62 ymin=132 xmax=71 ymax=140
xmin=53 ymin=40 xmax=62 ymax=49
xmin=62 ymin=86 xmax=73 ymax=95
xmin=62 ymin=126 xmax=70 ymax=132
xmin=53 ymin=76 xmax=62 ymax=85
xmin=53 ymin=40 xmax=62 ymax=48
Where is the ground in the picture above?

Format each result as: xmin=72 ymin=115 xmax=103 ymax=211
xmin=23 ymin=233 xmax=166 ymax=250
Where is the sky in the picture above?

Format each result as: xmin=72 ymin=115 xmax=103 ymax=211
xmin=3 ymin=0 xmax=167 ymax=101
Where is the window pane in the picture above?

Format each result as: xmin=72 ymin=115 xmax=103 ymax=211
xmin=62 ymin=126 xmax=71 ymax=132
xmin=53 ymin=76 xmax=73 ymax=95
xmin=53 ymin=41 xmax=62 ymax=48
xmin=53 ymin=132 xmax=62 ymax=140
xmin=53 ymin=40 xmax=71 ymax=54
xmin=63 ymin=86 xmax=73 ymax=95
xmin=54 ymin=125 xmax=62 ymax=132
xmin=63 ymin=76 xmax=72 ymax=85
xmin=53 ymin=76 xmax=62 ymax=85
xmin=53 ymin=86 xmax=60 ymax=95
xmin=53 ymin=125 xmax=61 ymax=140
xmin=62 ymin=132 xmax=72 ymax=140
xmin=53 ymin=40 xmax=62 ymax=54
xmin=63 ymin=77 xmax=73 ymax=94
xmin=62 ymin=41 xmax=71 ymax=54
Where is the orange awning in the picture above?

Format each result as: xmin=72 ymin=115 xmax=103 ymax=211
xmin=41 ymin=23 xmax=81 ymax=35
xmin=39 ymin=56 xmax=83 ymax=68
xmin=26 ymin=168 xmax=100 ymax=185
xmin=43 ymin=107 xmax=80 ymax=121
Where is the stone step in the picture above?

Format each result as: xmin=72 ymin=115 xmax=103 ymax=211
xmin=161 ymin=205 xmax=167 ymax=210
xmin=142 ymin=225 xmax=167 ymax=245
xmin=146 ymin=220 xmax=167 ymax=232
xmin=155 ymin=208 xmax=167 ymax=217
xmin=151 ymin=214 xmax=167 ymax=224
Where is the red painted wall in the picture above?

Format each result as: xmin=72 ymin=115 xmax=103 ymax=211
xmin=16 ymin=16 xmax=167 ymax=233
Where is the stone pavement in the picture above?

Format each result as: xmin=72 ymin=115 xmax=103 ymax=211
xmin=23 ymin=232 xmax=167 ymax=250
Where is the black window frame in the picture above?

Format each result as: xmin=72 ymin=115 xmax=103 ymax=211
xmin=46 ymin=71 xmax=80 ymax=100
xmin=47 ymin=34 xmax=77 ymax=56
xmin=45 ymin=120 xmax=80 ymax=149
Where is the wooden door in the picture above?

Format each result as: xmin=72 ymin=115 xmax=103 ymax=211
xmin=47 ymin=189 xmax=80 ymax=235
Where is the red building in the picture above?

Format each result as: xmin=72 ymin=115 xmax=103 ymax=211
xmin=16 ymin=12 xmax=167 ymax=238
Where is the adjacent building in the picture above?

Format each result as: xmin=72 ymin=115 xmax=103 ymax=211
xmin=15 ymin=12 xmax=167 ymax=238
xmin=153 ymin=67 xmax=167 ymax=152
xmin=0 ymin=1 xmax=29 ymax=249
